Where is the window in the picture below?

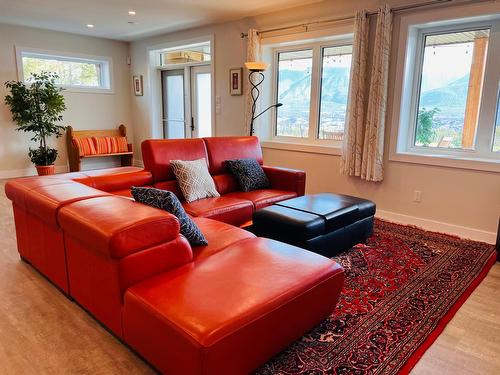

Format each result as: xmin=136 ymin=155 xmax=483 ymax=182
xmin=158 ymin=42 xmax=211 ymax=67
xmin=273 ymin=40 xmax=352 ymax=145
xmin=276 ymin=49 xmax=313 ymax=137
xmin=414 ymin=29 xmax=489 ymax=149
xmin=318 ymin=45 xmax=353 ymax=140
xmin=17 ymin=48 xmax=112 ymax=91
xmin=393 ymin=17 xmax=500 ymax=169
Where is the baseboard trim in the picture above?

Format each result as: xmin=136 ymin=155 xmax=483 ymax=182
xmin=0 ymin=165 xmax=69 ymax=180
xmin=376 ymin=209 xmax=497 ymax=244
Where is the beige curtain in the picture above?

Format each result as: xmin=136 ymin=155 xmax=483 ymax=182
xmin=361 ymin=5 xmax=392 ymax=181
xmin=244 ymin=29 xmax=261 ymax=136
xmin=340 ymin=10 xmax=369 ymax=176
xmin=341 ymin=5 xmax=392 ymax=182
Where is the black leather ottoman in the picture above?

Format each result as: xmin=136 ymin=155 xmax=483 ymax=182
xmin=252 ymin=193 xmax=376 ymax=257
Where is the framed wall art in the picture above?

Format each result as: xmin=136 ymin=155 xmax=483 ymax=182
xmin=229 ymin=68 xmax=242 ymax=96
xmin=133 ymin=75 xmax=143 ymax=96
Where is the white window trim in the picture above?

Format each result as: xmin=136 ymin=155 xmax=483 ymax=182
xmin=258 ymin=28 xmax=353 ymax=151
xmin=146 ymin=35 xmax=216 ymax=139
xmin=389 ymin=4 xmax=500 ymax=173
xmin=15 ymin=46 xmax=114 ymax=94
xmin=269 ymin=38 xmax=353 ymax=148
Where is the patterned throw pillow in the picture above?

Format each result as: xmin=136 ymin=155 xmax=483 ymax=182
xmin=170 ymin=159 xmax=220 ymax=203
xmin=72 ymin=137 xmax=97 ymax=156
xmin=131 ymin=186 xmax=207 ymax=246
xmin=226 ymin=158 xmax=270 ymax=192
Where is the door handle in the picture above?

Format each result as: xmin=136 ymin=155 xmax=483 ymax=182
xmin=190 ymin=116 xmax=195 ymax=131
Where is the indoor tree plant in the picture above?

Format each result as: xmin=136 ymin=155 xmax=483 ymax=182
xmin=4 ymin=72 xmax=66 ymax=175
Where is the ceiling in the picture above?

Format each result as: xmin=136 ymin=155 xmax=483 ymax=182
xmin=0 ymin=0 xmax=321 ymax=41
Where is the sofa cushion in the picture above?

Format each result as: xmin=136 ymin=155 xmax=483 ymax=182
xmin=132 ymin=187 xmax=207 ymax=246
xmin=182 ymin=196 xmax=253 ymax=226
xmin=153 ymin=180 xmax=184 ymax=199
xmin=203 ymin=136 xmax=263 ymax=175
xmin=211 ymin=174 xmax=239 ymax=195
xmin=224 ymin=189 xmax=297 ymax=210
xmin=142 ymin=139 xmax=208 ymax=183
xmin=226 ymin=158 xmax=270 ymax=192
xmin=122 ymin=238 xmax=344 ymax=375
xmin=73 ymin=170 xmax=153 ymax=192
xmin=24 ymin=181 xmax=110 ymax=226
xmin=59 ymin=196 xmax=181 ymax=259
xmin=191 ymin=217 xmax=255 ymax=261
xmin=170 ymin=158 xmax=220 ymax=203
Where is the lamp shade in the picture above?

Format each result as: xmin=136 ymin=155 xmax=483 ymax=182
xmin=245 ymin=62 xmax=269 ymax=72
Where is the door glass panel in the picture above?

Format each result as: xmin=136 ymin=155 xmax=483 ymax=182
xmin=194 ymin=72 xmax=212 ymax=137
xmin=162 ymin=71 xmax=185 ymax=139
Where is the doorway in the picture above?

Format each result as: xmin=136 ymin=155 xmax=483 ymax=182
xmin=161 ymin=65 xmax=212 ymax=139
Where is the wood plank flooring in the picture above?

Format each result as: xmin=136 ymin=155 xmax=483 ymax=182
xmin=0 ymin=179 xmax=498 ymax=374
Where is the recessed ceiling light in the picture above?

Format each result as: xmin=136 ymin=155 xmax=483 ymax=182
xmin=86 ymin=24 xmax=94 ymax=28
xmin=128 ymin=10 xmax=136 ymax=15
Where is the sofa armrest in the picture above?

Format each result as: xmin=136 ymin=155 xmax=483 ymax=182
xmin=262 ymin=166 xmax=306 ymax=196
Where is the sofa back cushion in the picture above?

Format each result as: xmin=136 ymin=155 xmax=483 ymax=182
xmin=142 ymin=139 xmax=209 ymax=183
xmin=203 ymin=136 xmax=263 ymax=176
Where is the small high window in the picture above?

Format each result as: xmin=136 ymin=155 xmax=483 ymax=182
xmin=18 ymin=48 xmax=112 ymax=92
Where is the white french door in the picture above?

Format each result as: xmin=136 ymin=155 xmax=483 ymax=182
xmin=161 ymin=65 xmax=212 ymax=139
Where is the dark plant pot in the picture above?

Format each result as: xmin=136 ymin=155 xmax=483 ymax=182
xmin=35 ymin=165 xmax=55 ymax=176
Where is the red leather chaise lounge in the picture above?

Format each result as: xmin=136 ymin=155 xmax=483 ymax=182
xmin=5 ymin=136 xmax=344 ymax=375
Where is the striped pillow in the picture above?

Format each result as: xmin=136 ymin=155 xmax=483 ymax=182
xmin=115 ymin=136 xmax=129 ymax=153
xmin=93 ymin=136 xmax=129 ymax=154
xmin=72 ymin=137 xmax=97 ymax=156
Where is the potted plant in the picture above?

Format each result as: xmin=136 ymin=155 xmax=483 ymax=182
xmin=4 ymin=72 xmax=66 ymax=176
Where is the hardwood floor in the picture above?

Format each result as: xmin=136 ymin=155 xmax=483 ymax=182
xmin=0 ymin=179 xmax=498 ymax=374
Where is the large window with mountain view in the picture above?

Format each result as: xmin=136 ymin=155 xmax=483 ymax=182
xmin=274 ymin=41 xmax=352 ymax=144
xmin=399 ymin=19 xmax=500 ymax=165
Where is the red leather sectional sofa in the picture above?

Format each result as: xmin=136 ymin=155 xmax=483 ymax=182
xmin=5 ymin=136 xmax=344 ymax=374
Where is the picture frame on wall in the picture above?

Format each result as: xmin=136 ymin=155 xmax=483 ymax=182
xmin=133 ymin=75 xmax=143 ymax=96
xmin=229 ymin=68 xmax=242 ymax=96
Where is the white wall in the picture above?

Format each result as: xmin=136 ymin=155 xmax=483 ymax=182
xmin=130 ymin=0 xmax=500 ymax=239
xmin=0 ymin=24 xmax=132 ymax=176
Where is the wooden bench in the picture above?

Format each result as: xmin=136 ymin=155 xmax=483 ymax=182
xmin=66 ymin=124 xmax=133 ymax=172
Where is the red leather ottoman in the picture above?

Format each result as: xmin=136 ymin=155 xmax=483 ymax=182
xmin=123 ymin=238 xmax=344 ymax=375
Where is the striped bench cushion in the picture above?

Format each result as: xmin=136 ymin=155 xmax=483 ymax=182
xmin=72 ymin=137 xmax=97 ymax=156
xmin=93 ymin=136 xmax=129 ymax=154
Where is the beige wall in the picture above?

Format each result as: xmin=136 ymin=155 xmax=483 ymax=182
xmin=0 ymin=24 xmax=132 ymax=176
xmin=130 ymin=0 xmax=500 ymax=237
xmin=129 ymin=18 xmax=254 ymax=158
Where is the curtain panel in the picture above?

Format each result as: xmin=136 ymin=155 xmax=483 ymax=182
xmin=340 ymin=10 xmax=369 ymax=177
xmin=362 ymin=4 xmax=392 ymax=181
xmin=341 ymin=5 xmax=392 ymax=182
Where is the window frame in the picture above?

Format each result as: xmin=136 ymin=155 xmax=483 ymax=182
xmin=390 ymin=11 xmax=500 ymax=173
xmin=270 ymin=37 xmax=353 ymax=147
xmin=15 ymin=47 xmax=113 ymax=93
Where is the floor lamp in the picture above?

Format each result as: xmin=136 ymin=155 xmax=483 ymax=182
xmin=245 ymin=62 xmax=282 ymax=136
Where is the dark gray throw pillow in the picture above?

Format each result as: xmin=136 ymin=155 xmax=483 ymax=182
xmin=226 ymin=158 xmax=270 ymax=192
xmin=131 ymin=186 xmax=207 ymax=246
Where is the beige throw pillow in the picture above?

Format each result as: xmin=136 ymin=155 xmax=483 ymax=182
xmin=170 ymin=158 xmax=220 ymax=203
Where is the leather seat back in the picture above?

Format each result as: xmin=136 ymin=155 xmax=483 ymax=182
xmin=142 ymin=139 xmax=209 ymax=183
xmin=203 ymin=136 xmax=263 ymax=194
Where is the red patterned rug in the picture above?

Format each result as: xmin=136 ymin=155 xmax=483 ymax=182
xmin=257 ymin=219 xmax=497 ymax=375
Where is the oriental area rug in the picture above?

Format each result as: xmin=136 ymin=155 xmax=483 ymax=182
xmin=256 ymin=219 xmax=497 ymax=375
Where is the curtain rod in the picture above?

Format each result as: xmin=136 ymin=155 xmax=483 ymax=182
xmin=240 ymin=0 xmax=479 ymax=38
